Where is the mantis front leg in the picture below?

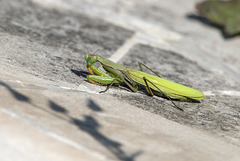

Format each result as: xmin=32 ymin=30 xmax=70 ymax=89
xmin=87 ymin=64 xmax=122 ymax=93
xmin=87 ymin=64 xmax=138 ymax=93
xmin=87 ymin=74 xmax=121 ymax=93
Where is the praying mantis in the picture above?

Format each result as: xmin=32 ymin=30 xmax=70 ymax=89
xmin=85 ymin=52 xmax=204 ymax=110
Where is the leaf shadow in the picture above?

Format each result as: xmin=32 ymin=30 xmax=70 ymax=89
xmin=1 ymin=81 xmax=142 ymax=161
xmin=0 ymin=81 xmax=30 ymax=102
xmin=48 ymin=98 xmax=142 ymax=161
xmin=186 ymin=13 xmax=240 ymax=39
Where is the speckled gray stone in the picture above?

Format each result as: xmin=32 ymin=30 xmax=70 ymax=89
xmin=0 ymin=0 xmax=240 ymax=160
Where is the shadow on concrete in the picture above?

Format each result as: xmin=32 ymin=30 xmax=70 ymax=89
xmin=0 ymin=81 xmax=30 ymax=102
xmin=87 ymin=99 xmax=103 ymax=112
xmin=0 ymin=80 xmax=142 ymax=161
xmin=49 ymin=100 xmax=68 ymax=114
xmin=71 ymin=116 xmax=142 ymax=161
xmin=0 ymin=81 xmax=69 ymax=121
xmin=186 ymin=13 xmax=240 ymax=39
xmin=48 ymin=98 xmax=142 ymax=161
xmin=71 ymin=69 xmax=89 ymax=78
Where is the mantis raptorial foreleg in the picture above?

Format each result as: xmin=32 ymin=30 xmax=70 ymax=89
xmin=87 ymin=65 xmax=110 ymax=77
xmin=87 ymin=64 xmax=122 ymax=93
xmin=87 ymin=63 xmax=138 ymax=93
xmin=99 ymin=79 xmax=119 ymax=93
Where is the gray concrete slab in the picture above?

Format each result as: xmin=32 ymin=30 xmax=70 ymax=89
xmin=0 ymin=108 xmax=102 ymax=161
xmin=0 ymin=76 xmax=239 ymax=161
xmin=0 ymin=0 xmax=133 ymax=86
xmin=0 ymin=0 xmax=240 ymax=160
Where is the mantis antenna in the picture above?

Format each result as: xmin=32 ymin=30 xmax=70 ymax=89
xmin=93 ymin=49 xmax=100 ymax=55
xmin=82 ymin=41 xmax=90 ymax=55
xmin=82 ymin=41 xmax=100 ymax=56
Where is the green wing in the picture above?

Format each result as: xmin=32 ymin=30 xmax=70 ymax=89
xmin=127 ymin=69 xmax=204 ymax=100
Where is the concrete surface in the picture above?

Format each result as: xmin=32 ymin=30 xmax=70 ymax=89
xmin=0 ymin=0 xmax=240 ymax=161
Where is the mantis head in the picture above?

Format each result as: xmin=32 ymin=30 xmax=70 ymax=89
xmin=85 ymin=54 xmax=97 ymax=75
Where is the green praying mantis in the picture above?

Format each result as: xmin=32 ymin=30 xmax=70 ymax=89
xmin=85 ymin=51 xmax=204 ymax=110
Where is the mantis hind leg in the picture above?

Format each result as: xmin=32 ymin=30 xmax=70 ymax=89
xmin=142 ymin=77 xmax=183 ymax=111
xmin=138 ymin=62 xmax=162 ymax=78
xmin=137 ymin=64 xmax=197 ymax=103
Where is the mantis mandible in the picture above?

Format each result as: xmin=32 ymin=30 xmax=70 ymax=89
xmin=85 ymin=52 xmax=204 ymax=110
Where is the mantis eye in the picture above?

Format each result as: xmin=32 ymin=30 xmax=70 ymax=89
xmin=85 ymin=54 xmax=89 ymax=61
xmin=92 ymin=56 xmax=97 ymax=62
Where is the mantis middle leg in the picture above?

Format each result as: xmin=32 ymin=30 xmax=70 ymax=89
xmin=138 ymin=62 xmax=162 ymax=78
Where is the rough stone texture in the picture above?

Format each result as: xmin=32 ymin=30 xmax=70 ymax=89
xmin=0 ymin=108 xmax=100 ymax=161
xmin=0 ymin=78 xmax=239 ymax=161
xmin=0 ymin=0 xmax=240 ymax=161
xmin=0 ymin=0 xmax=133 ymax=86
